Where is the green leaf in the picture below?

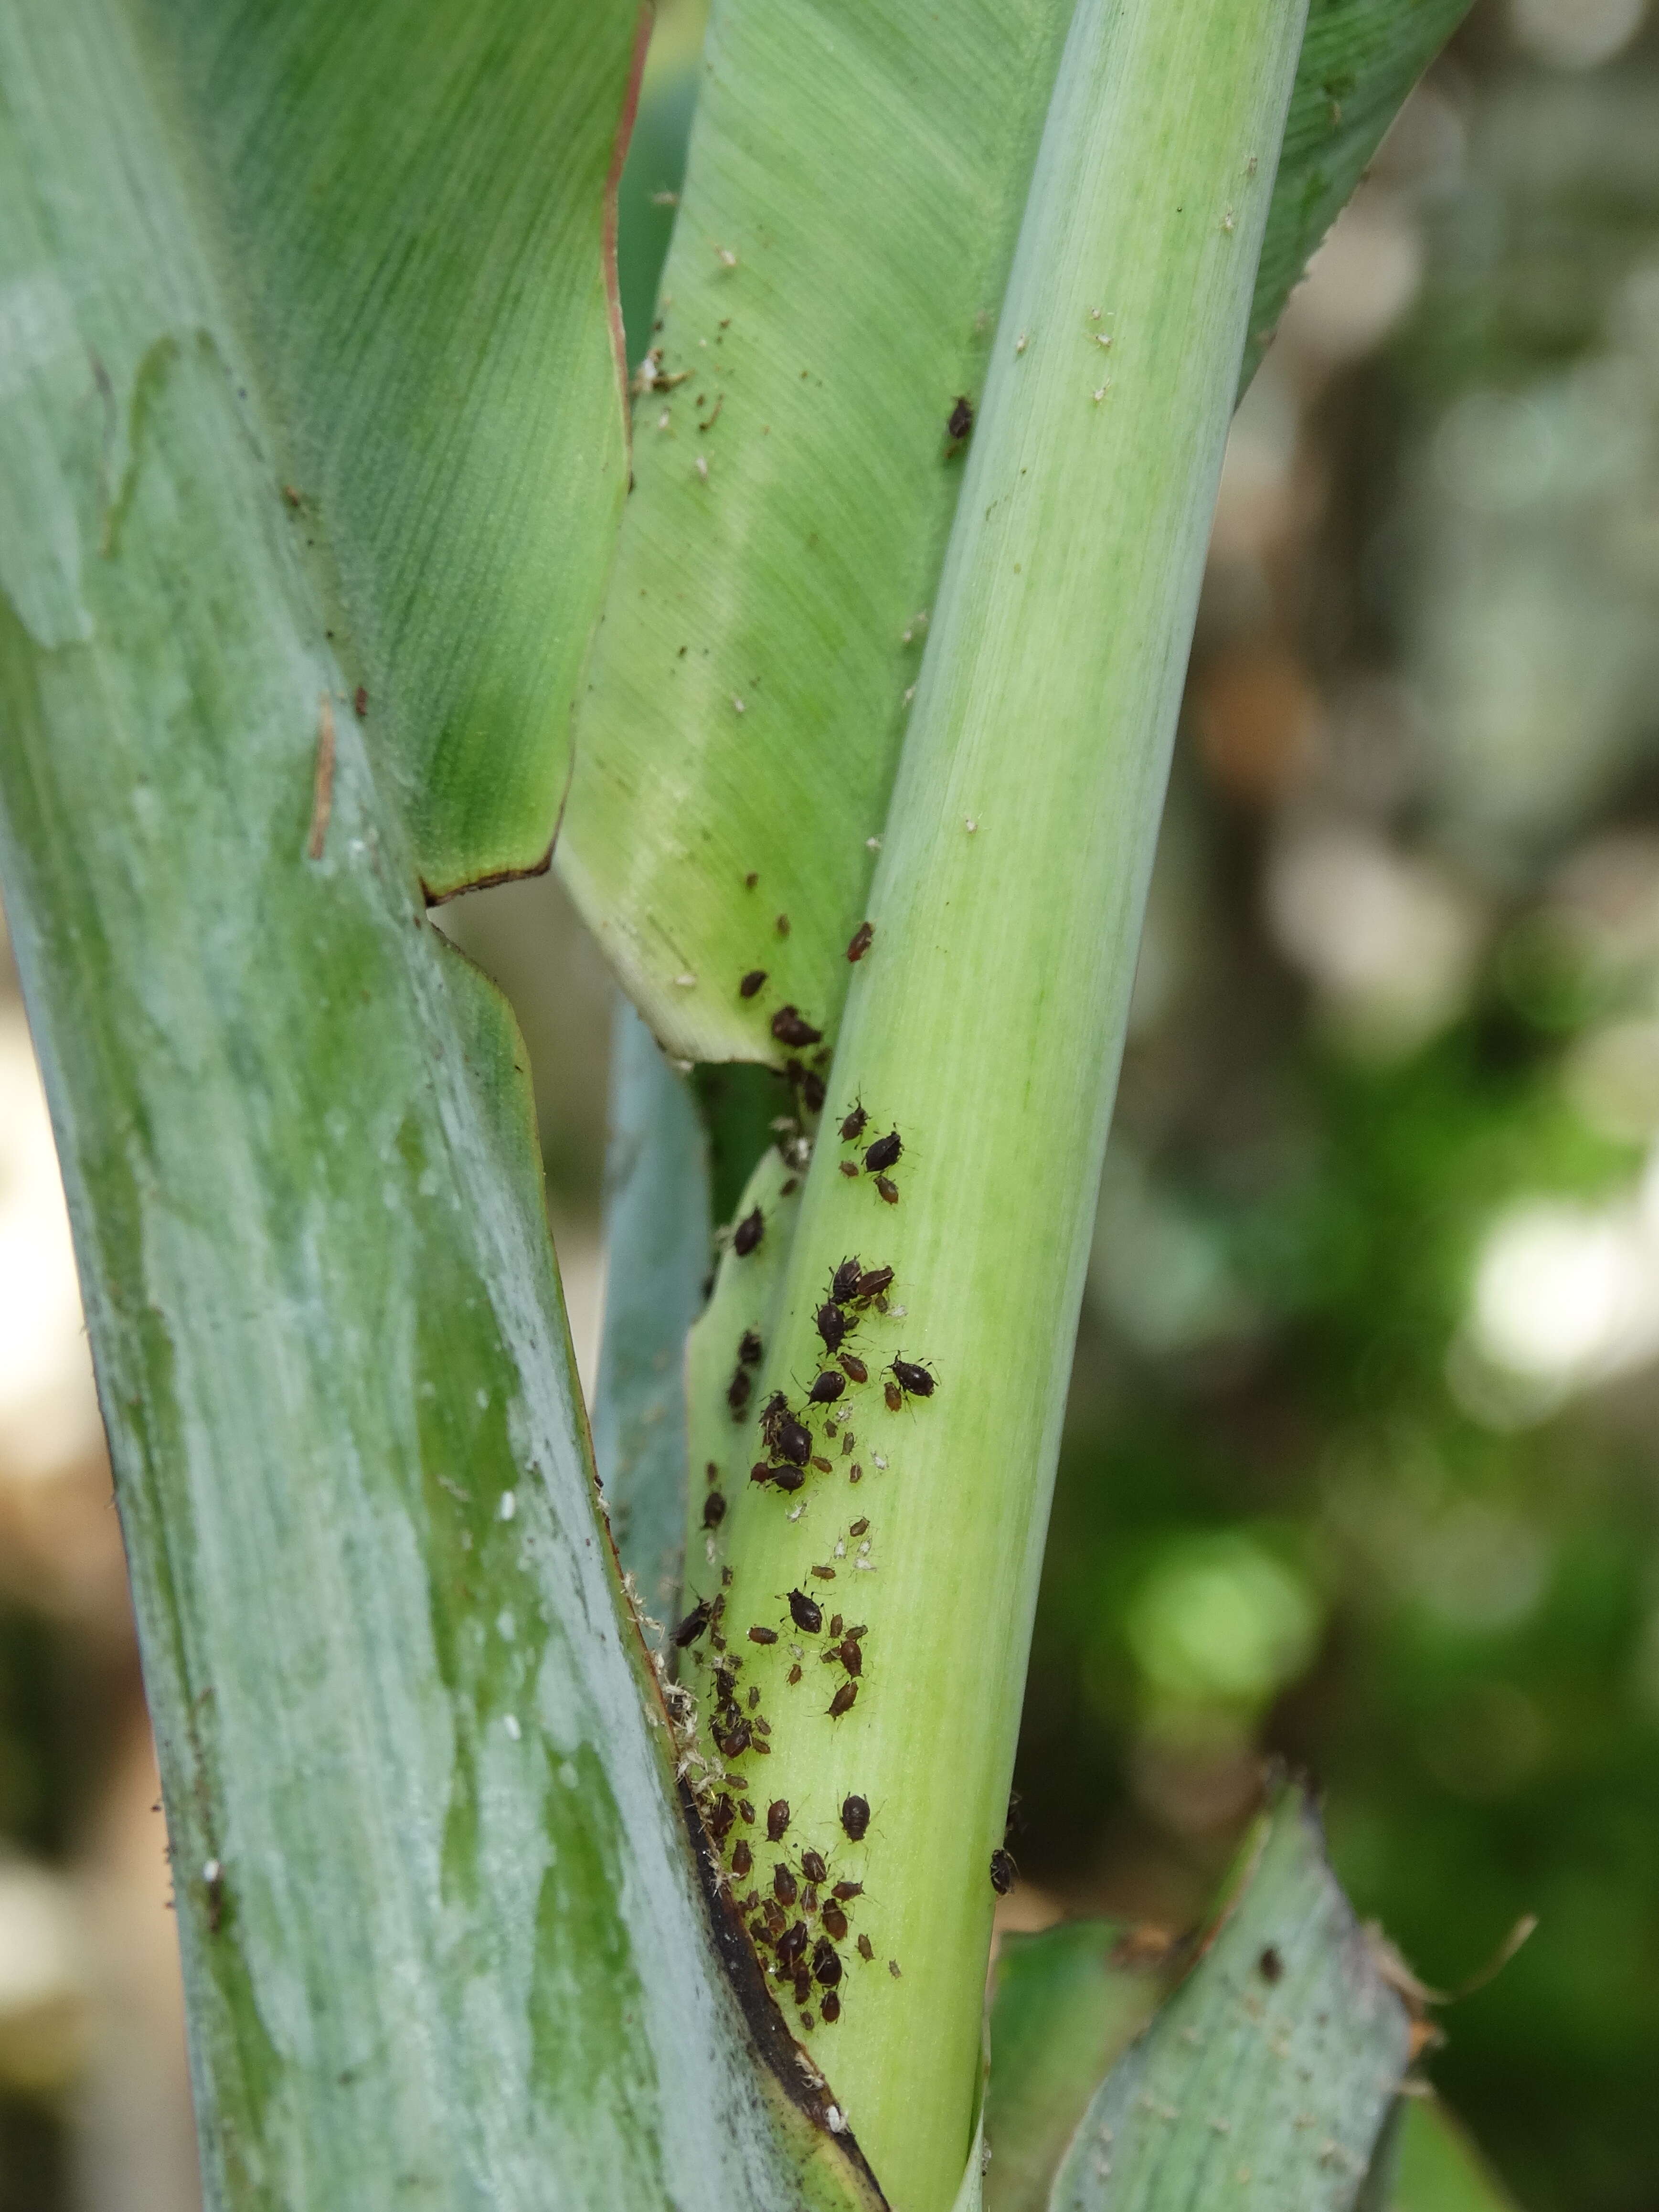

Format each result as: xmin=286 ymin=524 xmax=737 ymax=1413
xmin=559 ymin=0 xmax=1470 ymax=1065
xmin=1049 ymin=1790 xmax=1410 ymax=2212
xmin=594 ymin=997 xmax=710 ymax=1619
xmin=984 ymin=1925 xmax=1170 ymax=2212
xmin=0 ymin=11 xmax=883 ymax=2204
xmin=1385 ymin=2097 xmax=1524 ymax=2212
xmin=138 ymin=0 xmax=641 ymax=899
xmin=1242 ymin=0 xmax=1475 ymax=386
xmin=681 ymin=3 xmax=1308 ymax=2204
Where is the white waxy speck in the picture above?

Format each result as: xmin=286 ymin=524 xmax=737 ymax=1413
xmin=888 ymin=1304 xmax=907 ymax=1318
xmin=855 ymin=1559 xmax=874 ymax=1572
xmin=826 ymin=2106 xmax=846 ymax=2134
xmin=497 ymin=1609 xmax=516 ymax=1641
xmin=790 ymin=1643 xmax=805 ymax=1660
xmin=203 ymin=1858 xmax=222 ymax=1884
xmin=965 ymin=818 xmax=978 ymax=833
xmin=718 ymin=247 xmax=738 ymax=267
xmin=732 ymin=696 xmax=745 ymax=713
xmin=673 ymin=972 xmax=697 ymax=988
xmin=695 ymin=454 xmax=709 ymax=480
xmin=834 ymin=1541 xmax=846 ymax=1557
xmin=1094 ymin=334 xmax=1112 ymax=349
xmin=657 ymin=410 xmax=671 ymax=431
xmin=499 ymin=1490 xmax=516 ymax=1522
xmin=903 ymin=685 xmax=915 ymax=704
xmin=1092 ymin=384 xmax=1111 ymax=403
xmin=788 ymin=1503 xmax=804 ymax=1522
xmin=1089 ymin=306 xmax=1102 ymax=320
xmin=872 ymin=1453 xmax=888 ymax=1470
xmin=503 ymin=1715 xmax=521 ymax=1741
xmin=1015 ymin=331 xmax=1028 ymax=353
xmin=866 ymin=835 xmax=883 ymax=851
xmin=858 ymin=1540 xmax=871 ymax=1555
xmin=476 ymin=1388 xmax=489 ymax=1409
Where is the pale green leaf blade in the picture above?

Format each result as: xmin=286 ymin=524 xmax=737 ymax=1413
xmin=559 ymin=0 xmax=1470 ymax=1065
xmin=156 ymin=0 xmax=641 ymax=898
xmin=1387 ymin=2097 xmax=1524 ymax=2212
xmin=1049 ymin=1792 xmax=1411 ymax=2212
xmin=985 ymin=1925 xmax=1170 ymax=2212
xmin=0 ymin=12 xmax=882 ymax=2204
xmin=1242 ymin=0 xmax=1475 ymax=386
xmin=594 ymin=997 xmax=711 ymax=1619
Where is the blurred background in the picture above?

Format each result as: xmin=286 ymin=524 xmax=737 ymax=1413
xmin=4 ymin=0 xmax=1659 ymax=2202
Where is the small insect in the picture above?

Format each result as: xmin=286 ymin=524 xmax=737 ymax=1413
xmin=989 ymin=1849 xmax=1016 ymax=1895
xmin=739 ymin=1330 xmax=764 ymax=1366
xmin=739 ymin=969 xmax=767 ymax=998
xmin=727 ymin=1367 xmax=752 ymax=1413
xmin=838 ymin=1161 xmax=860 ymax=1179
xmin=832 ymin=1256 xmax=863 ymax=1303
xmin=787 ymin=1663 xmax=802 ymax=1684
xmin=832 ymin=1880 xmax=863 ymax=1901
xmin=776 ymin=1920 xmax=809 ymax=1968
xmin=858 ymin=1934 xmax=874 ymax=1961
xmin=840 ymin=1101 xmax=869 ymax=1143
xmin=947 ymin=394 xmax=974 ymax=442
xmin=813 ymin=1936 xmax=843 ymax=1987
xmin=770 ymin=1005 xmax=823 ymax=1048
xmin=773 ymin=1466 xmax=805 ymax=1493
xmin=744 ymin=871 xmax=759 ymax=889
xmin=715 ymin=1716 xmax=752 ymax=1758
xmin=863 ymin=1131 xmax=902 ymax=1173
xmin=766 ymin=1799 xmax=791 ymax=1841
xmin=884 ymin=1382 xmax=902 ymax=1412
xmin=733 ymin=1207 xmax=765 ymax=1257
xmin=777 ymin=1414 xmax=812 ymax=1466
xmin=841 ymin=1794 xmax=870 ymax=1842
xmin=739 ymin=1800 xmax=756 ymax=1824
xmin=809 ymin=1371 xmax=845 ymax=1405
xmin=731 ymin=1839 xmax=753 ymax=1878
xmin=775 ymin=1863 xmax=798 ymax=1905
xmin=800 ymin=1849 xmax=829 ymax=1885
xmin=788 ymin=1588 xmax=823 ymax=1634
xmin=888 ymin=1958 xmax=902 ymax=1979
xmin=673 ymin=1598 xmax=713 ymax=1648
xmin=854 ymin=1266 xmax=894 ymax=1302
xmin=708 ymin=1796 xmax=736 ymax=1842
xmin=838 ymin=1638 xmax=863 ymax=1677
xmin=811 ymin=1454 xmax=831 ymax=1473
xmin=828 ymin=1682 xmax=858 ymax=1718
xmin=775 ymin=912 xmax=791 ymax=937
xmin=849 ymin=1518 xmax=869 ymax=1538
xmin=838 ymin=1353 xmax=868 ymax=1385
xmin=891 ymin=1357 xmax=936 ymax=1398
xmin=874 ymin=1175 xmax=899 ymax=1205
xmin=822 ymin=1900 xmax=849 ymax=1941
xmin=1258 ymin=1945 xmax=1284 ymax=1985
xmin=816 ymin=1302 xmax=849 ymax=1355
xmin=846 ymin=920 xmax=875 ymax=962
xmin=810 ymin=1566 xmax=836 ymax=1584
xmin=746 ymin=1685 xmax=762 ymax=1711
xmin=750 ymin=1915 xmax=772 ymax=1947
xmin=702 ymin=1491 xmax=727 ymax=1530
xmin=352 ymin=686 xmax=369 ymax=718
xmin=829 ymin=1614 xmax=844 ymax=1637
xmin=801 ymin=1069 xmax=826 ymax=1114
xmin=820 ymin=1990 xmax=841 ymax=2023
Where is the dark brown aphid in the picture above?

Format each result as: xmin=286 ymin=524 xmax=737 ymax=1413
xmin=832 ymin=1256 xmax=863 ymax=1303
xmin=845 ymin=1624 xmax=867 ymax=1641
xmin=810 ymin=1564 xmax=836 ymax=1582
xmin=849 ymin=1518 xmax=869 ymax=1538
xmin=746 ymin=1685 xmax=762 ymax=1711
xmin=778 ymin=1414 xmax=812 ymax=1467
xmin=838 ymin=1353 xmax=868 ymax=1385
xmin=840 ymin=1101 xmax=868 ymax=1143
xmin=787 ymin=1588 xmax=823 ymax=1634
xmin=821 ymin=1901 xmax=849 ymax=1941
xmin=874 ymin=1175 xmax=899 ymax=1205
xmin=731 ymin=1838 xmax=753 ymax=1878
xmin=759 ymin=1389 xmax=789 ymax=1442
xmin=733 ymin=1207 xmax=764 ymax=1257
xmin=744 ymin=871 xmax=759 ymax=889
xmin=787 ymin=1663 xmax=802 ymax=1684
xmin=770 ymin=1005 xmax=823 ymax=1048
xmin=1258 ymin=1945 xmax=1284 ymax=1985
xmin=829 ymin=1613 xmax=844 ymax=1637
xmin=750 ymin=1916 xmax=772 ymax=1947
xmin=816 ymin=1302 xmax=848 ymax=1355
xmin=889 ymin=1959 xmax=902 ymax=1979
xmin=854 ymin=1266 xmax=894 ymax=1302
xmin=832 ymin=1880 xmax=863 ymax=1901
xmin=776 ymin=1920 xmax=809 ymax=1968
xmin=802 ymin=1884 xmax=819 ymax=1915
xmin=775 ymin=913 xmax=791 ymax=936
xmin=808 ymin=1371 xmax=845 ymax=1405
xmin=839 ymin=1161 xmax=861 ymax=1178
xmin=857 ymin=1934 xmax=874 ymax=1961
xmin=748 ymin=1624 xmax=777 ymax=1645
xmin=674 ymin=1599 xmax=713 ymax=1648
xmin=841 ymin=1794 xmax=870 ymax=1842
xmin=838 ymin=1638 xmax=863 ymax=1678
xmin=828 ymin=1682 xmax=858 ymax=1718
xmin=752 ymin=1737 xmax=772 ymax=1755
xmin=774 ymin=1863 xmax=798 ymax=1906
xmin=800 ymin=1849 xmax=828 ymax=1885
xmin=947 ymin=394 xmax=974 ymax=441
xmin=764 ymin=1898 xmax=787 ymax=1936
xmin=708 ymin=1795 xmax=736 ymax=1842
xmin=702 ymin=1491 xmax=727 ymax=1530
xmin=715 ymin=1716 xmax=752 ymax=1758
xmin=846 ymin=920 xmax=875 ymax=963
xmin=811 ymin=1455 xmax=832 ymax=1473
xmin=989 ymin=1849 xmax=1016 ymax=1895
xmin=820 ymin=1990 xmax=841 ymax=2023
xmin=801 ymin=1069 xmax=826 ymax=1114
xmin=891 ymin=1357 xmax=936 ymax=1398
xmin=739 ymin=1800 xmax=756 ymax=1824
xmin=767 ymin=1799 xmax=791 ymax=1842
xmin=739 ymin=969 xmax=767 ymax=998
xmin=813 ymin=1937 xmax=843 ymax=1988
xmin=863 ymin=1131 xmax=902 ymax=1173
xmin=727 ymin=1367 xmax=752 ymax=1413
xmin=884 ymin=1382 xmax=903 ymax=1412
xmin=738 ymin=1329 xmax=764 ymax=1367
xmin=353 ymin=685 xmax=369 ymax=719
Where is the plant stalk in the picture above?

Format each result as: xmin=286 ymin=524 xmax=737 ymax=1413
xmin=683 ymin=2 xmax=1308 ymax=2205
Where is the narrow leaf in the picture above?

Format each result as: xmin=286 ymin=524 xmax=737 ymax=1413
xmin=559 ymin=0 xmax=1470 ymax=1064
xmin=594 ymin=997 xmax=711 ymax=1618
xmin=0 ymin=12 xmax=881 ymax=2203
xmin=985 ymin=1925 xmax=1170 ymax=2212
xmin=1049 ymin=1791 xmax=1411 ymax=2212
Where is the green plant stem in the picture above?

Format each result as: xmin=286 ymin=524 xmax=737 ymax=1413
xmin=686 ymin=3 xmax=1307 ymax=2205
